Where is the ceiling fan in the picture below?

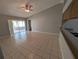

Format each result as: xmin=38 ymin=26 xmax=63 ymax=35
xmin=21 ymin=0 xmax=32 ymax=12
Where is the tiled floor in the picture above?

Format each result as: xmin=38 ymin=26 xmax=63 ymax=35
xmin=0 ymin=32 xmax=62 ymax=59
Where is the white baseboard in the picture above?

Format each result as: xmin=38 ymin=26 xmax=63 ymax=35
xmin=31 ymin=31 xmax=59 ymax=36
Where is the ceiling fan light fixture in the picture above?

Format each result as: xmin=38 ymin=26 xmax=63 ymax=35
xmin=20 ymin=0 xmax=32 ymax=13
xmin=25 ymin=4 xmax=32 ymax=12
xmin=25 ymin=9 xmax=30 ymax=12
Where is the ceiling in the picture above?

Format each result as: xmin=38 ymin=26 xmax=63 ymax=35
xmin=0 ymin=0 xmax=64 ymax=18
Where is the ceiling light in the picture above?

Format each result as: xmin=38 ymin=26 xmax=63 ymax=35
xmin=20 ymin=0 xmax=33 ymax=13
xmin=25 ymin=9 xmax=30 ymax=12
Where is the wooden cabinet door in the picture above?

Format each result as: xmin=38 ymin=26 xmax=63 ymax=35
xmin=63 ymin=0 xmax=78 ymax=21
xmin=63 ymin=4 xmax=71 ymax=20
xmin=70 ymin=0 xmax=78 ymax=18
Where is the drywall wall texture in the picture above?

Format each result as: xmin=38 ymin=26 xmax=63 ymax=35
xmin=28 ymin=3 xmax=64 ymax=33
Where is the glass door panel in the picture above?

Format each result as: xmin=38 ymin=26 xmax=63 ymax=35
xmin=12 ymin=20 xmax=26 ymax=33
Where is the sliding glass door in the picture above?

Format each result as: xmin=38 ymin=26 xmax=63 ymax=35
xmin=8 ymin=20 xmax=26 ymax=39
xmin=12 ymin=20 xmax=26 ymax=33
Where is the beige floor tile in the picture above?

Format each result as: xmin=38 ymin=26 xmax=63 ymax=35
xmin=0 ymin=32 xmax=62 ymax=59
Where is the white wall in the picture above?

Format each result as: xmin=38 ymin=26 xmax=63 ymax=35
xmin=28 ymin=3 xmax=64 ymax=34
xmin=58 ymin=31 xmax=75 ymax=59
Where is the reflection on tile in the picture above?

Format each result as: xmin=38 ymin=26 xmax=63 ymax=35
xmin=0 ymin=32 xmax=62 ymax=59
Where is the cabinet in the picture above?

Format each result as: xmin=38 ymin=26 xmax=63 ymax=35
xmin=63 ymin=0 xmax=78 ymax=21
